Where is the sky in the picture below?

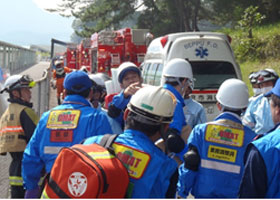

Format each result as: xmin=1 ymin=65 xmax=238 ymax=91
xmin=0 ymin=0 xmax=74 ymax=46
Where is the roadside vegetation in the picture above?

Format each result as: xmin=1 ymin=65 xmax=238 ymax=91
xmin=220 ymin=6 xmax=280 ymax=96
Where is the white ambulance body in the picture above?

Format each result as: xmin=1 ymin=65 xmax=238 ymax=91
xmin=142 ymin=32 xmax=242 ymax=121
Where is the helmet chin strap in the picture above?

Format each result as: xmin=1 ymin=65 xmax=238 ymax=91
xmin=175 ymin=77 xmax=189 ymax=95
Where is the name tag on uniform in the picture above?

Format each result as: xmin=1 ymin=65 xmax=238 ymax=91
xmin=205 ymin=124 xmax=244 ymax=147
xmin=113 ymin=143 xmax=151 ymax=179
xmin=207 ymin=145 xmax=237 ymax=163
xmin=47 ymin=110 xmax=80 ymax=129
xmin=50 ymin=130 xmax=73 ymax=142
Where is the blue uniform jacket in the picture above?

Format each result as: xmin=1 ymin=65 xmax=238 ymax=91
xmin=183 ymin=98 xmax=207 ymax=128
xmin=22 ymin=95 xmax=112 ymax=190
xmin=177 ymin=112 xmax=256 ymax=198
xmin=242 ymin=94 xmax=274 ymax=134
xmin=83 ymin=129 xmax=178 ymax=198
xmin=240 ymin=124 xmax=280 ymax=198
xmin=163 ymin=84 xmax=186 ymax=133
xmin=109 ymin=91 xmax=130 ymax=127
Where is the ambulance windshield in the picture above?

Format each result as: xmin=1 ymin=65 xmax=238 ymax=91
xmin=190 ymin=61 xmax=237 ymax=90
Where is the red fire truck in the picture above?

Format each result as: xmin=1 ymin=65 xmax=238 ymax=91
xmin=76 ymin=38 xmax=92 ymax=72
xmin=90 ymin=28 xmax=151 ymax=76
xmin=65 ymin=44 xmax=78 ymax=69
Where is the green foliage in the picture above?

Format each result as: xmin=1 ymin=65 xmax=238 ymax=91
xmin=220 ymin=22 xmax=280 ymax=96
xmin=237 ymin=6 xmax=266 ymax=38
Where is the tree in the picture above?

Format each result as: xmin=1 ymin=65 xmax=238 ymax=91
xmin=48 ymin=0 xmax=205 ymax=38
xmin=238 ymin=6 xmax=265 ymax=39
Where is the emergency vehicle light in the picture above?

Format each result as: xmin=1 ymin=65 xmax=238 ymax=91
xmin=160 ymin=36 xmax=168 ymax=48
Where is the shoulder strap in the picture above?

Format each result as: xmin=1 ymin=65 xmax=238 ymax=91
xmin=99 ymin=134 xmax=119 ymax=149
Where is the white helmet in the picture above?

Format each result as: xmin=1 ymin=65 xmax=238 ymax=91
xmin=95 ymin=73 xmax=111 ymax=82
xmin=117 ymin=62 xmax=141 ymax=83
xmin=163 ymin=58 xmax=193 ymax=79
xmin=0 ymin=74 xmax=35 ymax=94
xmin=257 ymin=68 xmax=278 ymax=84
xmin=216 ymin=78 xmax=249 ymax=110
xmin=89 ymin=74 xmax=105 ymax=86
xmin=162 ymin=58 xmax=194 ymax=89
xmin=54 ymin=60 xmax=64 ymax=67
xmin=127 ymin=86 xmax=177 ymax=123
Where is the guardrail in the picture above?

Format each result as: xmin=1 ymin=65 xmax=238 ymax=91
xmin=0 ymin=40 xmax=37 ymax=75
xmin=32 ymin=67 xmax=51 ymax=117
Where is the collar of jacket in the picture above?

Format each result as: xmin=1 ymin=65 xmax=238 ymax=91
xmin=215 ymin=112 xmax=242 ymax=124
xmin=163 ymin=84 xmax=185 ymax=107
xmin=62 ymin=95 xmax=92 ymax=107
xmin=8 ymin=98 xmax=33 ymax=108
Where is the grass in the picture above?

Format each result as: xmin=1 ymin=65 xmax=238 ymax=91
xmin=220 ymin=22 xmax=280 ymax=96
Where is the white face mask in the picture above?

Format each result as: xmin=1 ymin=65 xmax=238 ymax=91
xmin=261 ymin=86 xmax=273 ymax=95
xmin=253 ymin=88 xmax=261 ymax=96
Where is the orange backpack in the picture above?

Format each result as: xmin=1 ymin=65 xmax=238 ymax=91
xmin=41 ymin=134 xmax=129 ymax=198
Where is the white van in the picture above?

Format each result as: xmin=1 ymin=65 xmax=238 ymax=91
xmin=142 ymin=32 xmax=242 ymax=121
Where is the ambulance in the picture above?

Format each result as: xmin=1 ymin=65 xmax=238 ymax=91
xmin=142 ymin=32 xmax=242 ymax=121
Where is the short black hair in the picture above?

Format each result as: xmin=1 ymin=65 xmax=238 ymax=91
xmin=164 ymin=77 xmax=185 ymax=87
xmin=271 ymin=94 xmax=280 ymax=108
xmin=65 ymin=87 xmax=90 ymax=98
xmin=223 ymin=108 xmax=244 ymax=116
xmin=125 ymin=111 xmax=161 ymax=137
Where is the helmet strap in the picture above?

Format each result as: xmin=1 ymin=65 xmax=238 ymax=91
xmin=176 ymin=77 xmax=189 ymax=95
xmin=159 ymin=124 xmax=168 ymax=154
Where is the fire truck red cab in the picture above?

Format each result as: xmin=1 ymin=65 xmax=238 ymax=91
xmin=90 ymin=28 xmax=150 ymax=76
xmin=65 ymin=44 xmax=78 ymax=69
xmin=77 ymin=38 xmax=92 ymax=72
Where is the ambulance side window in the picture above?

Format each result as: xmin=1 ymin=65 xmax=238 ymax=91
xmin=143 ymin=63 xmax=151 ymax=83
xmin=147 ymin=63 xmax=158 ymax=85
xmin=154 ymin=63 xmax=163 ymax=86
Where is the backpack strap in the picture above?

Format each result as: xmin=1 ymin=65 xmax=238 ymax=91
xmin=99 ymin=134 xmax=119 ymax=155
xmin=100 ymin=134 xmax=118 ymax=148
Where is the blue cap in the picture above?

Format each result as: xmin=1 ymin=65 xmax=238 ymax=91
xmin=63 ymin=71 xmax=92 ymax=93
xmin=265 ymin=78 xmax=280 ymax=98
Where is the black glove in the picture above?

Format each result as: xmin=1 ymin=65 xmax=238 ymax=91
xmin=165 ymin=128 xmax=185 ymax=153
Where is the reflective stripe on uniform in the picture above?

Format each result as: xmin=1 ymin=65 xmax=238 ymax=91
xmin=44 ymin=146 xmax=62 ymax=154
xmin=41 ymin=189 xmax=49 ymax=199
xmin=88 ymin=151 xmax=115 ymax=160
xmin=0 ymin=126 xmax=24 ymax=134
xmin=9 ymin=176 xmax=23 ymax=186
xmin=201 ymin=159 xmax=240 ymax=174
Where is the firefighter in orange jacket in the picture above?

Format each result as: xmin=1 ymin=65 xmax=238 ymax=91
xmin=52 ymin=60 xmax=73 ymax=105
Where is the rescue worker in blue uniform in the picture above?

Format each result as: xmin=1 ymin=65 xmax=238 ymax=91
xmin=0 ymin=75 xmax=38 ymax=198
xmin=177 ymin=78 xmax=256 ymax=198
xmin=160 ymin=58 xmax=193 ymax=155
xmin=183 ymin=83 xmax=207 ymax=128
xmin=84 ymin=86 xmax=178 ymax=198
xmin=107 ymin=62 xmax=142 ymax=129
xmin=239 ymin=78 xmax=280 ymax=198
xmin=242 ymin=68 xmax=278 ymax=134
xmin=22 ymin=71 xmax=112 ymax=198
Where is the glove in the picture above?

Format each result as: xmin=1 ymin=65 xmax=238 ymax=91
xmin=165 ymin=128 xmax=185 ymax=153
xmin=24 ymin=187 xmax=40 ymax=198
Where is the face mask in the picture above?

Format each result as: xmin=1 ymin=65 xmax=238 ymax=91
xmin=261 ymin=86 xmax=273 ymax=95
xmin=253 ymin=88 xmax=261 ymax=96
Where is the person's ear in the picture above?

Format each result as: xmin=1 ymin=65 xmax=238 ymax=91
xmin=123 ymin=108 xmax=130 ymax=121
xmin=216 ymin=102 xmax=222 ymax=111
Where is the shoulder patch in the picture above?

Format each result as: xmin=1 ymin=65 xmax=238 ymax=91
xmin=205 ymin=123 xmax=244 ymax=147
xmin=113 ymin=143 xmax=150 ymax=179
xmin=47 ymin=110 xmax=81 ymax=129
